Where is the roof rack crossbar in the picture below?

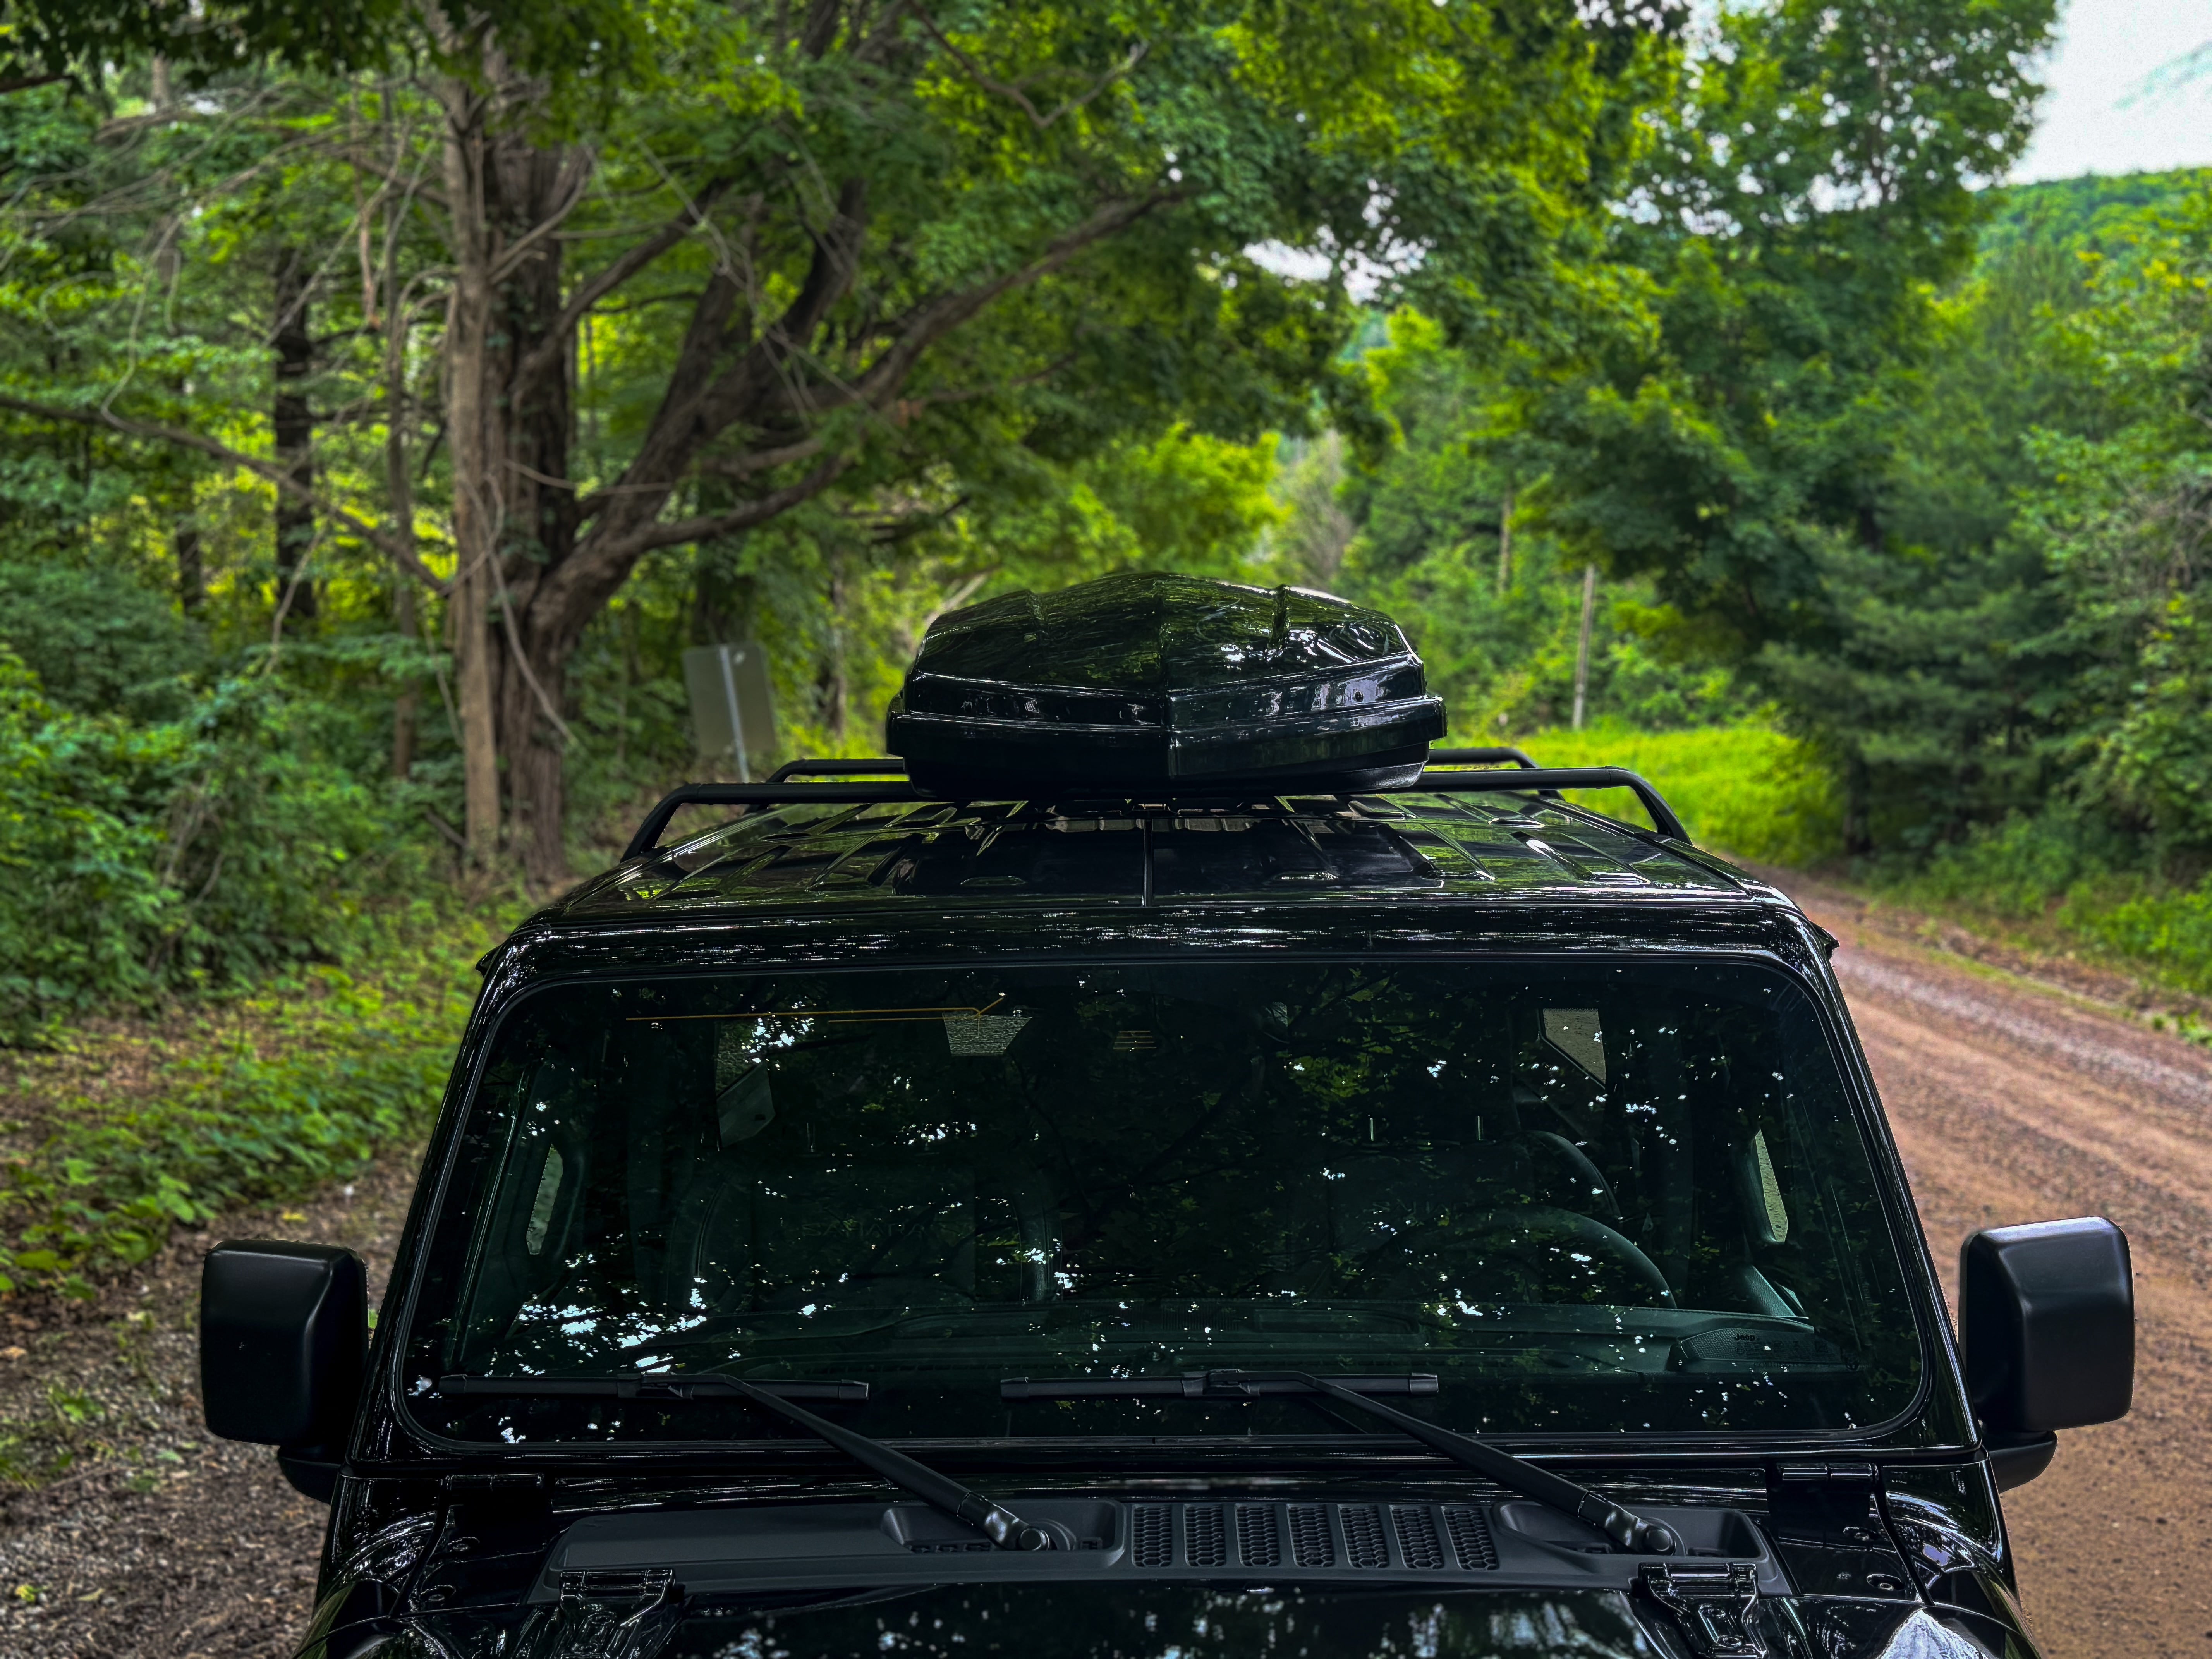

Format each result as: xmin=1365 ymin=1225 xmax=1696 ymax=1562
xmin=1410 ymin=766 xmax=1686 ymax=842
xmin=1425 ymin=746 xmax=1538 ymax=769
xmin=622 ymin=764 xmax=1689 ymax=860
xmin=623 ymin=780 xmax=932 ymax=859
xmin=765 ymin=758 xmax=910 ymax=782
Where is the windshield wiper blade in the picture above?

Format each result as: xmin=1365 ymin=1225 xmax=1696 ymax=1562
xmin=1001 ymin=1373 xmax=1437 ymax=1400
xmin=439 ymin=1374 xmax=869 ymax=1402
xmin=438 ymin=1374 xmax=1051 ymax=1552
xmin=1000 ymin=1369 xmax=1678 ymax=1557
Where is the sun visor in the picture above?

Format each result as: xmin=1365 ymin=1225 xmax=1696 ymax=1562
xmin=885 ymin=573 xmax=1448 ymax=793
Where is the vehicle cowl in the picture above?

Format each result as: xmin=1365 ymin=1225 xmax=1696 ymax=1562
xmin=335 ymin=1571 xmax=2008 ymax=1659
xmin=305 ymin=1485 xmax=2030 ymax=1659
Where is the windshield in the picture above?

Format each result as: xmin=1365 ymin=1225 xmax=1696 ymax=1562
xmin=404 ymin=958 xmax=1920 ymax=1446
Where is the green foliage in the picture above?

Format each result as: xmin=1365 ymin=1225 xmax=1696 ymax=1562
xmin=0 ymin=907 xmax=500 ymax=1292
xmin=1262 ymin=307 xmax=1749 ymax=736
xmin=0 ymin=560 xmax=205 ymax=721
xmin=1523 ymin=722 xmax=1843 ymax=866
xmin=1522 ymin=0 xmax=2057 ymax=646
xmin=0 ymin=648 xmax=418 ymax=1037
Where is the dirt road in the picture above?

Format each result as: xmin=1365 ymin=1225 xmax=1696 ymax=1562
xmin=1784 ymin=876 xmax=2212 ymax=1658
xmin=3 ymin=881 xmax=2209 ymax=1656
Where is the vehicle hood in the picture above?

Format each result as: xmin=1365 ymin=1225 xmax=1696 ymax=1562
xmin=385 ymin=1579 xmax=2005 ymax=1659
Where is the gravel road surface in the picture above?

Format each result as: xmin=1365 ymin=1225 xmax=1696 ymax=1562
xmin=1785 ymin=874 xmax=2212 ymax=1658
xmin=2 ymin=880 xmax=2209 ymax=1656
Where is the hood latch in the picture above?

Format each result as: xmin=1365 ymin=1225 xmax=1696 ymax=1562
xmin=1639 ymin=1560 xmax=1765 ymax=1657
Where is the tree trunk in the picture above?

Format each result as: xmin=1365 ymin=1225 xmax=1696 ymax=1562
xmin=823 ymin=551 xmax=849 ymax=744
xmin=175 ymin=521 xmax=203 ymax=614
xmin=393 ymin=580 xmax=421 ymax=780
xmin=485 ymin=133 xmax=580 ymax=886
xmin=383 ymin=162 xmax=421 ymax=784
xmin=1844 ymin=752 xmax=1873 ymax=855
xmin=273 ymin=246 xmax=317 ymax=623
xmin=438 ymin=80 xmax=502 ymax=864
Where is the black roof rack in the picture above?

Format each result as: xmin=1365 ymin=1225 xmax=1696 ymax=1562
xmin=621 ymin=763 xmax=1687 ymax=859
xmin=764 ymin=757 xmax=911 ymax=782
xmin=1426 ymin=746 xmax=1539 ymax=769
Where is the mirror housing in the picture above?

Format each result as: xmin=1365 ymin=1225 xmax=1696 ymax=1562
xmin=201 ymin=1239 xmax=368 ymax=1501
xmin=1960 ymin=1216 xmax=2132 ymax=1486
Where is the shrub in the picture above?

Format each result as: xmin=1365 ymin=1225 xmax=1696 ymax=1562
xmin=1508 ymin=722 xmax=1844 ymax=865
xmin=0 ymin=650 xmax=418 ymax=1037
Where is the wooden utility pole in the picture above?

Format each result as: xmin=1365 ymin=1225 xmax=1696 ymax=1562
xmin=1571 ymin=562 xmax=1597 ymax=730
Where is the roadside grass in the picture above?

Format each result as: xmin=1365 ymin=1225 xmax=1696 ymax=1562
xmin=1486 ymin=722 xmax=2212 ymax=1012
xmin=1503 ymin=721 xmax=1844 ymax=866
xmin=1869 ymin=819 xmax=2212 ymax=1007
xmin=0 ymin=898 xmax=517 ymax=1299
xmin=1501 ymin=723 xmax=2212 ymax=1016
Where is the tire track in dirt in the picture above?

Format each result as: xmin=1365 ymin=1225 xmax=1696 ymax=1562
xmin=1783 ymin=878 xmax=2212 ymax=1659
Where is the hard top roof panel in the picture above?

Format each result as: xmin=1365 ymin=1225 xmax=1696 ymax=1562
xmin=552 ymin=790 xmax=1753 ymax=923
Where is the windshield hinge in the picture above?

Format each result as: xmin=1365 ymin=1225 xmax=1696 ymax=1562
xmin=1639 ymin=1561 xmax=1765 ymax=1659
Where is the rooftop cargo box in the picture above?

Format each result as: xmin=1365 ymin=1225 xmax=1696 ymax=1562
xmin=885 ymin=573 xmax=1447 ymax=793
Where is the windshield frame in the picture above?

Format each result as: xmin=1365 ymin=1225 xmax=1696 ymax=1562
xmin=378 ymin=943 xmax=1953 ymax=1468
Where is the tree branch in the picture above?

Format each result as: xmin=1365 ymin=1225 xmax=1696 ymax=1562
xmin=798 ymin=192 xmax=1173 ymax=421
xmin=316 ymin=139 xmax=453 ymax=213
xmin=597 ymin=453 xmax=854 ymax=562
xmin=486 ymin=147 xmax=597 ymax=286
xmin=0 ymin=392 xmax=449 ymax=594
xmin=910 ymin=10 xmax=1148 ymax=131
xmin=511 ymin=179 xmax=733 ymax=397
xmin=535 ymin=184 xmax=1158 ymax=647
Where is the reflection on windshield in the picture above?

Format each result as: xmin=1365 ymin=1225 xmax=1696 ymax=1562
xmin=406 ymin=960 xmax=1918 ymax=1444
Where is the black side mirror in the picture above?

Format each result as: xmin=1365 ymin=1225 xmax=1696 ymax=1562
xmin=1960 ymin=1216 xmax=2132 ymax=1491
xmin=201 ymin=1239 xmax=368 ymax=1502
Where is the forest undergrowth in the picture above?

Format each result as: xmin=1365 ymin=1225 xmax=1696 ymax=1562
xmin=0 ymin=900 xmax=514 ymax=1302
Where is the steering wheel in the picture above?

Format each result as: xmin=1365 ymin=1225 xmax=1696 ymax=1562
xmin=1358 ymin=1204 xmax=1674 ymax=1306
xmin=1513 ymin=1130 xmax=1623 ymax=1221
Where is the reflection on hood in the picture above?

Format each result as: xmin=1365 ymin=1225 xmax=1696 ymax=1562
xmin=517 ymin=1583 xmax=1665 ymax=1659
xmin=384 ymin=1579 xmax=1999 ymax=1659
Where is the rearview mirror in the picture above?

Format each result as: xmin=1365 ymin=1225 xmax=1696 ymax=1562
xmin=201 ymin=1239 xmax=368 ymax=1502
xmin=1959 ymin=1216 xmax=2132 ymax=1491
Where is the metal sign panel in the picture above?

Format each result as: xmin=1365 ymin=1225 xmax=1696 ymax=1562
xmin=681 ymin=642 xmax=778 ymax=780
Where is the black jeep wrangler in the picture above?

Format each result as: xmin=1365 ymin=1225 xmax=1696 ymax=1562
xmin=201 ymin=574 xmax=2132 ymax=1659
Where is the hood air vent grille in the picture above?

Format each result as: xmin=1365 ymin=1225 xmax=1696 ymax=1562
xmin=1289 ymin=1504 xmax=1333 ymax=1566
xmin=1132 ymin=1504 xmax=1172 ymax=1568
xmin=1236 ymin=1504 xmax=1281 ymax=1566
xmin=1343 ymin=1505 xmax=1389 ymax=1568
xmin=1445 ymin=1506 xmax=1499 ymax=1570
xmin=1395 ymin=1506 xmax=1446 ymax=1569
xmin=1118 ymin=1503 xmax=1493 ymax=1572
xmin=1187 ymin=1504 xmax=1228 ymax=1567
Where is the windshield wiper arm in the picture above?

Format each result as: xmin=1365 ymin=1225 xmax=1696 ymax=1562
xmin=999 ymin=1369 xmax=1678 ymax=1557
xmin=438 ymin=1374 xmax=1051 ymax=1552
